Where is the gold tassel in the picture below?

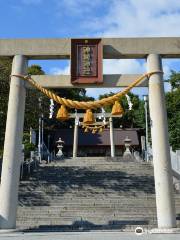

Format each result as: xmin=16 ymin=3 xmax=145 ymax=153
xmin=83 ymin=109 xmax=95 ymax=124
xmin=56 ymin=105 xmax=69 ymax=121
xmin=92 ymin=128 xmax=97 ymax=134
xmin=84 ymin=127 xmax=89 ymax=133
xmin=111 ymin=101 xmax=124 ymax=115
xmin=99 ymin=127 xmax=103 ymax=133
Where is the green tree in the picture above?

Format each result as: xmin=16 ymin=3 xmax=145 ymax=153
xmin=168 ymin=70 xmax=180 ymax=90
xmin=99 ymin=91 xmax=145 ymax=129
xmin=0 ymin=59 xmax=94 ymax=151
xmin=46 ymin=88 xmax=94 ymax=130
xmin=166 ymin=71 xmax=180 ymax=150
xmin=0 ymin=59 xmax=12 ymax=149
xmin=24 ymin=64 xmax=47 ymax=131
xmin=28 ymin=64 xmax=45 ymax=75
xmin=0 ymin=62 xmax=47 ymax=151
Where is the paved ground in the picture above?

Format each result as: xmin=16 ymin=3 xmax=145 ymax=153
xmin=0 ymin=232 xmax=180 ymax=240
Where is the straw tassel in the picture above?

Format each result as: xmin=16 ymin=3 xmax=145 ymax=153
xmin=83 ymin=109 xmax=95 ymax=124
xmin=56 ymin=105 xmax=69 ymax=121
xmin=99 ymin=127 xmax=103 ymax=133
xmin=111 ymin=101 xmax=124 ymax=115
xmin=84 ymin=127 xmax=89 ymax=133
xmin=92 ymin=128 xmax=97 ymax=134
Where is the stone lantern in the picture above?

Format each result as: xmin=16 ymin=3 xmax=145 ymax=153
xmin=56 ymin=138 xmax=64 ymax=159
xmin=123 ymin=136 xmax=133 ymax=160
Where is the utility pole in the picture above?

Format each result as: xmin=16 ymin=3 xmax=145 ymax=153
xmin=144 ymin=95 xmax=149 ymax=162
xmin=38 ymin=97 xmax=42 ymax=162
xmin=41 ymin=113 xmax=44 ymax=159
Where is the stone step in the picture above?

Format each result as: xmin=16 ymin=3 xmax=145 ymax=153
xmin=18 ymin=205 xmax=158 ymax=209
xmin=16 ymin=223 xmax=157 ymax=232
xmin=18 ymin=196 xmax=180 ymax=202
xmin=17 ymin=211 xmax=156 ymax=219
xmin=16 ymin=159 xmax=180 ymax=231
xmin=17 ymin=203 xmax=180 ymax=208
xmin=17 ymin=209 xmax=158 ymax=215
xmin=49 ymin=162 xmax=153 ymax=166
xmin=17 ymin=213 xmax=157 ymax=218
xmin=17 ymin=206 xmax=158 ymax=211
xmin=40 ymin=164 xmax=152 ymax=167
xmin=16 ymin=218 xmax=157 ymax=224
xmin=19 ymin=194 xmax=156 ymax=199
xmin=19 ymin=197 xmax=155 ymax=203
xmin=19 ymin=197 xmax=156 ymax=202
xmin=24 ymin=170 xmax=154 ymax=176
xmin=17 ymin=207 xmax=180 ymax=213
xmin=20 ymin=183 xmax=154 ymax=186
xmin=46 ymin=158 xmax=149 ymax=161
xmin=42 ymin=161 xmax=153 ymax=167
xmin=19 ymin=190 xmax=156 ymax=194
xmin=19 ymin=188 xmax=155 ymax=192
xmin=17 ymin=212 xmax=156 ymax=219
xmin=49 ymin=159 xmax=144 ymax=164
xmin=17 ymin=212 xmax=158 ymax=218
xmin=18 ymin=200 xmax=158 ymax=206
xmin=16 ymin=217 xmax=157 ymax=224
xmin=18 ymin=195 xmax=180 ymax=201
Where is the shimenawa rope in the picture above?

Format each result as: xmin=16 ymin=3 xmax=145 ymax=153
xmin=11 ymin=71 xmax=162 ymax=110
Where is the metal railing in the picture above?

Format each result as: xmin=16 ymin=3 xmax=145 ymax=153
xmin=148 ymin=147 xmax=180 ymax=172
xmin=41 ymin=142 xmax=53 ymax=163
xmin=20 ymin=150 xmax=39 ymax=179
xmin=170 ymin=149 xmax=180 ymax=175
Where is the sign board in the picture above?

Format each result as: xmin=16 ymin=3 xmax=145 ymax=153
xmin=71 ymin=39 xmax=102 ymax=84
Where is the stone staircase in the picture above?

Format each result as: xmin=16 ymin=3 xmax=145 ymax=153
xmin=17 ymin=157 xmax=180 ymax=231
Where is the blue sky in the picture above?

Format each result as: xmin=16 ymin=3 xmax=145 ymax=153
xmin=0 ymin=0 xmax=180 ymax=98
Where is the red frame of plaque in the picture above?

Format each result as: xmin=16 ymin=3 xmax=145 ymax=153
xmin=71 ymin=39 xmax=102 ymax=84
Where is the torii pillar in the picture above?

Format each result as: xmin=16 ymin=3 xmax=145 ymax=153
xmin=109 ymin=117 xmax=115 ymax=157
xmin=0 ymin=55 xmax=27 ymax=229
xmin=147 ymin=54 xmax=176 ymax=229
xmin=73 ymin=117 xmax=79 ymax=158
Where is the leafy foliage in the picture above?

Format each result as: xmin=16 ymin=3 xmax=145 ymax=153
xmin=0 ymin=59 xmax=12 ymax=148
xmin=166 ymin=71 xmax=180 ymax=150
xmin=0 ymin=60 xmax=179 ymax=151
xmin=24 ymin=65 xmax=48 ymax=131
xmin=168 ymin=70 xmax=180 ymax=90
xmin=0 ymin=61 xmax=94 ymax=150
xmin=99 ymin=92 xmax=146 ymax=129
xmin=23 ymin=132 xmax=36 ymax=158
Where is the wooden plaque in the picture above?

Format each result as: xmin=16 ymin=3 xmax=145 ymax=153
xmin=71 ymin=39 xmax=102 ymax=84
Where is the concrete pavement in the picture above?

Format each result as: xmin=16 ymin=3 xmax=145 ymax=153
xmin=0 ymin=232 xmax=180 ymax=240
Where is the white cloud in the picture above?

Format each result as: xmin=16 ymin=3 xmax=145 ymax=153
xmin=50 ymin=65 xmax=70 ymax=75
xmin=51 ymin=0 xmax=179 ymax=97
xmin=85 ymin=0 xmax=180 ymax=96
xmin=103 ymin=59 xmax=145 ymax=74
xmin=50 ymin=59 xmax=146 ymax=76
xmin=89 ymin=0 xmax=180 ymax=37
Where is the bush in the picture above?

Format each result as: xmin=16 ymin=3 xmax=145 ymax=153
xmin=23 ymin=133 xmax=36 ymax=159
xmin=24 ymin=142 xmax=36 ymax=159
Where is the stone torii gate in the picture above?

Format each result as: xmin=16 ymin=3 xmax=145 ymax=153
xmin=0 ymin=38 xmax=179 ymax=230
